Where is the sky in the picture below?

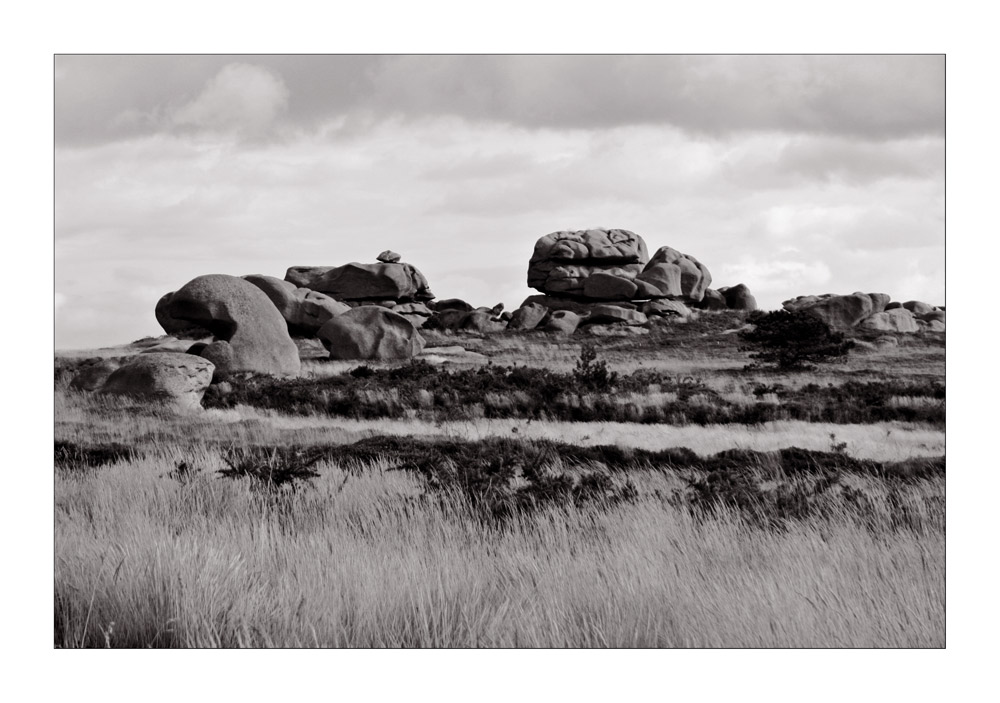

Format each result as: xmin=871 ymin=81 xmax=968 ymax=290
xmin=54 ymin=54 xmax=945 ymax=349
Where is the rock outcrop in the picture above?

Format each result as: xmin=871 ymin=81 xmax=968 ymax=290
xmin=634 ymin=246 xmax=712 ymax=302
xmin=783 ymin=292 xmax=944 ymax=334
xmin=317 ymin=306 xmax=425 ymax=360
xmin=719 ymin=284 xmax=758 ymax=311
xmin=243 ymin=274 xmax=350 ymax=335
xmin=163 ymin=274 xmax=301 ymax=376
xmin=528 ymin=228 xmax=648 ymax=298
xmin=858 ymin=308 xmax=919 ymax=333
xmin=286 ymin=254 xmax=433 ymax=304
xmin=100 ymin=353 xmax=215 ymax=409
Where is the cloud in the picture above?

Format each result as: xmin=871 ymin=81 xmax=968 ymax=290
xmin=171 ymin=63 xmax=289 ymax=137
xmin=56 ymin=55 xmax=944 ymax=147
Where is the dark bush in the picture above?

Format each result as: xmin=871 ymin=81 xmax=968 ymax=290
xmin=740 ymin=310 xmax=854 ymax=370
xmin=54 ymin=441 xmax=138 ymax=473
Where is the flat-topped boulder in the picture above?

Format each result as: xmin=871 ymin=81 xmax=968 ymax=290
xmin=286 ymin=255 xmax=433 ymax=303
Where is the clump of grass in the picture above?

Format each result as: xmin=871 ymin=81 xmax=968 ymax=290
xmin=218 ymin=446 xmax=323 ymax=491
xmin=55 ymin=440 xmax=137 ymax=474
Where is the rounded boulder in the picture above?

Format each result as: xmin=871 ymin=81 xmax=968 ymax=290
xmin=166 ymin=274 xmax=301 ymax=376
xmin=317 ymin=306 xmax=425 ymax=360
xmin=100 ymin=353 xmax=215 ymax=409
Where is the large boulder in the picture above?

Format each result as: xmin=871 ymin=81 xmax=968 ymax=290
xmin=507 ymin=303 xmax=550 ymax=331
xmin=165 ymin=274 xmax=301 ymax=376
xmin=902 ymin=300 xmax=935 ymax=315
xmin=317 ymin=306 xmax=425 ymax=360
xmin=641 ymin=299 xmax=692 ymax=319
xmin=634 ymin=246 xmax=712 ymax=302
xmin=100 ymin=353 xmax=215 ymax=409
xmin=69 ymin=358 xmax=123 ymax=391
xmin=243 ymin=274 xmax=350 ymax=335
xmin=287 ymin=259 xmax=433 ymax=303
xmin=528 ymin=228 xmax=648 ymax=297
xmin=582 ymin=272 xmax=639 ymax=301
xmin=432 ymin=298 xmax=475 ymax=312
xmin=868 ymin=293 xmax=891 ymax=315
xmin=858 ymin=308 xmax=919 ymax=333
xmin=783 ymin=293 xmax=874 ymax=330
xmin=543 ymin=310 xmax=584 ymax=335
xmin=695 ymin=289 xmax=728 ymax=311
xmin=461 ymin=311 xmax=506 ymax=334
xmin=154 ymin=292 xmax=191 ymax=335
xmin=584 ymin=304 xmax=648 ymax=326
xmin=719 ymin=284 xmax=758 ymax=311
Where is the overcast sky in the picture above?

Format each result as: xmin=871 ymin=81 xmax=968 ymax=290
xmin=54 ymin=54 xmax=944 ymax=349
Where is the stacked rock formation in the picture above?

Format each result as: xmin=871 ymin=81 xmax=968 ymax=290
xmin=286 ymin=254 xmax=434 ymax=305
xmin=514 ymin=228 xmax=755 ymax=334
xmin=783 ymin=293 xmax=944 ymax=333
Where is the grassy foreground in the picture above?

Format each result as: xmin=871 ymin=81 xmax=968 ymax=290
xmin=54 ymin=438 xmax=943 ymax=648
xmin=54 ymin=318 xmax=944 ymax=648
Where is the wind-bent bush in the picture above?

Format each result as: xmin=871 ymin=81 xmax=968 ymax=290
xmin=739 ymin=310 xmax=854 ymax=370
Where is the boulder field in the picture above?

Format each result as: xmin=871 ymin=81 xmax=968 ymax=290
xmin=82 ymin=235 xmax=942 ymax=409
xmin=782 ymin=293 xmax=944 ymax=333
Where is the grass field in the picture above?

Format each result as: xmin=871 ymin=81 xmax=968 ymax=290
xmin=53 ymin=315 xmax=945 ymax=648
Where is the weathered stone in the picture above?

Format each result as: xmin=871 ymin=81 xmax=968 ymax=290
xmin=291 ymin=262 xmax=433 ymax=302
xmin=243 ymin=274 xmax=350 ymax=335
xmin=433 ymin=298 xmax=475 ymax=312
xmin=461 ymin=311 xmax=506 ymax=334
xmin=719 ymin=284 xmax=758 ymax=311
xmin=641 ymin=299 xmax=692 ymax=318
xmin=858 ymin=308 xmax=919 ymax=333
xmin=885 ymin=301 xmax=903 ymax=311
xmin=582 ymin=272 xmax=639 ymax=300
xmin=584 ymin=305 xmax=648 ymax=326
xmin=69 ymin=358 xmax=123 ymax=391
xmin=166 ymin=274 xmax=301 ymax=376
xmin=543 ymin=310 xmax=583 ymax=334
xmin=868 ymin=293 xmax=891 ymax=315
xmin=528 ymin=228 xmax=648 ymax=296
xmin=100 ymin=352 xmax=215 ymax=409
xmin=427 ymin=309 xmax=471 ymax=331
xmin=902 ymin=300 xmax=934 ymax=315
xmin=784 ymin=293 xmax=874 ymax=330
xmin=520 ymin=294 xmax=636 ymax=315
xmin=507 ymin=303 xmax=550 ymax=330
xmin=376 ymin=250 xmax=402 ymax=263
xmin=317 ymin=306 xmax=425 ymax=360
xmin=696 ymin=289 xmax=728 ymax=310
xmin=919 ymin=310 xmax=946 ymax=324
xmin=635 ymin=246 xmax=712 ymax=301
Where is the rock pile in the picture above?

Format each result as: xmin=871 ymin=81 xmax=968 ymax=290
xmin=513 ymin=228 xmax=754 ymax=334
xmin=286 ymin=254 xmax=433 ymax=305
xmin=783 ymin=293 xmax=945 ymax=333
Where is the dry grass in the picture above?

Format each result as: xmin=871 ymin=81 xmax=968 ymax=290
xmin=55 ymin=454 xmax=943 ymax=648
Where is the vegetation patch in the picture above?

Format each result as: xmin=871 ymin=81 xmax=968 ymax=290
xmin=203 ymin=359 xmax=945 ymax=426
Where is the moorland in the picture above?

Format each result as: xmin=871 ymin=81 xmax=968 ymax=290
xmin=53 ymin=311 xmax=945 ymax=647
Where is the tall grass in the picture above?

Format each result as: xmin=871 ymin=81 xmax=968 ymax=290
xmin=55 ymin=452 xmax=943 ymax=648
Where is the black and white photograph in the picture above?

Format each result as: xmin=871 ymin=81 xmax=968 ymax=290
xmin=52 ymin=53 xmax=945 ymax=650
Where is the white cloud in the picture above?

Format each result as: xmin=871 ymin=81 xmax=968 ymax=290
xmin=172 ymin=63 xmax=289 ymax=137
